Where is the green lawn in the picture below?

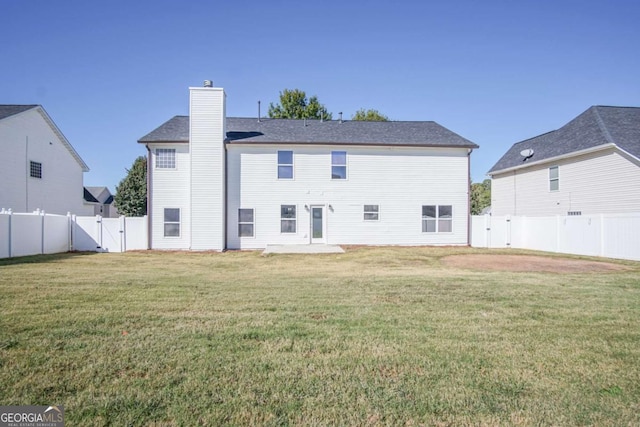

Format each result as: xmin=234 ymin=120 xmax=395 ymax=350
xmin=0 ymin=247 xmax=639 ymax=426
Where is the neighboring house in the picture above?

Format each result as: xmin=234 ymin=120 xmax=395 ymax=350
xmin=83 ymin=186 xmax=118 ymax=217
xmin=0 ymin=105 xmax=89 ymax=215
xmin=489 ymin=106 xmax=640 ymax=216
xmin=138 ymin=82 xmax=478 ymax=251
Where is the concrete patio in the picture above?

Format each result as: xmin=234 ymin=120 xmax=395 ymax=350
xmin=262 ymin=244 xmax=345 ymax=255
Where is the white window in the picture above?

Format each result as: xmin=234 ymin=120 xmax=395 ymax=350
xmin=30 ymin=161 xmax=42 ymax=178
xmin=280 ymin=205 xmax=296 ymax=233
xmin=278 ymin=151 xmax=293 ymax=179
xmin=156 ymin=148 xmax=176 ymax=169
xmin=238 ymin=208 xmax=254 ymax=237
xmin=364 ymin=205 xmax=379 ymax=221
xmin=164 ymin=208 xmax=180 ymax=237
xmin=549 ymin=166 xmax=559 ymax=191
xmin=422 ymin=205 xmax=452 ymax=233
xmin=331 ymin=151 xmax=347 ymax=179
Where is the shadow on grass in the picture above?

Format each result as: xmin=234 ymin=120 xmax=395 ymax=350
xmin=0 ymin=251 xmax=100 ymax=266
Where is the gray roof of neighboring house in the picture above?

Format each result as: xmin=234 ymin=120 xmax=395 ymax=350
xmin=489 ymin=106 xmax=640 ymax=174
xmin=138 ymin=116 xmax=478 ymax=148
xmin=83 ymin=188 xmax=100 ymax=203
xmin=84 ymin=186 xmax=113 ymax=204
xmin=0 ymin=105 xmax=38 ymax=120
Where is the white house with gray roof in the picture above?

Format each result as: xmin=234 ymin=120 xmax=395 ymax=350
xmin=0 ymin=104 xmax=89 ymax=215
xmin=489 ymin=106 xmax=640 ymax=216
xmin=138 ymin=82 xmax=478 ymax=250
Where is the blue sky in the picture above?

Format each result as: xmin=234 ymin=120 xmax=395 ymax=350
xmin=2 ymin=0 xmax=639 ymax=191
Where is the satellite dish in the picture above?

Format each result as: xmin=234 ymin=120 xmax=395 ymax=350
xmin=520 ymin=148 xmax=534 ymax=159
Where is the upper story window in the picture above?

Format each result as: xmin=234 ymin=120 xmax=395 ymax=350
xmin=278 ymin=151 xmax=293 ymax=179
xmin=156 ymin=148 xmax=176 ymax=169
xmin=549 ymin=166 xmax=559 ymax=191
xmin=422 ymin=205 xmax=452 ymax=233
xmin=331 ymin=151 xmax=347 ymax=179
xmin=29 ymin=161 xmax=42 ymax=179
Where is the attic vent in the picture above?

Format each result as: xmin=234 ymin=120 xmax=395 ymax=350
xmin=203 ymin=80 xmax=213 ymax=88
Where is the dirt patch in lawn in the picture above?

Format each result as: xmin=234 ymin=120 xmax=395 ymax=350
xmin=441 ymin=254 xmax=631 ymax=273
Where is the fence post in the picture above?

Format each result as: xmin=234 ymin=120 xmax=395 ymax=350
xmin=6 ymin=209 xmax=12 ymax=258
xmin=556 ymin=215 xmax=562 ymax=253
xmin=96 ymin=215 xmax=103 ymax=251
xmin=600 ymin=214 xmax=605 ymax=257
xmin=67 ymin=212 xmax=73 ymax=252
xmin=40 ymin=210 xmax=46 ymax=255
xmin=505 ymin=215 xmax=511 ymax=247
xmin=120 ymin=215 xmax=126 ymax=252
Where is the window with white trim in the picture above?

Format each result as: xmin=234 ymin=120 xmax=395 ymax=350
xmin=364 ymin=205 xmax=379 ymax=221
xmin=549 ymin=166 xmax=559 ymax=191
xmin=422 ymin=205 xmax=452 ymax=233
xmin=331 ymin=151 xmax=347 ymax=179
xmin=164 ymin=208 xmax=180 ymax=237
xmin=238 ymin=208 xmax=254 ymax=237
xmin=278 ymin=151 xmax=293 ymax=179
xmin=30 ymin=161 xmax=42 ymax=179
xmin=156 ymin=148 xmax=176 ymax=169
xmin=280 ymin=205 xmax=296 ymax=233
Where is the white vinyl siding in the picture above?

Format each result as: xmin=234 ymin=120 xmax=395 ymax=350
xmin=0 ymin=108 xmax=87 ymax=215
xmin=149 ymin=143 xmax=190 ymax=249
xmin=491 ymin=147 xmax=640 ymax=216
xmin=189 ymin=86 xmax=226 ymax=250
xmin=226 ymin=145 xmax=470 ymax=249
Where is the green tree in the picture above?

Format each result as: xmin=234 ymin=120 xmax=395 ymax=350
xmin=470 ymin=179 xmax=491 ymax=215
xmin=114 ymin=156 xmax=147 ymax=217
xmin=351 ymin=108 xmax=389 ymax=121
xmin=268 ymin=89 xmax=332 ymax=120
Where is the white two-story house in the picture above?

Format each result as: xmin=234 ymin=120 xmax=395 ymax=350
xmin=489 ymin=106 xmax=640 ymax=216
xmin=138 ymin=82 xmax=478 ymax=250
xmin=0 ymin=105 xmax=89 ymax=215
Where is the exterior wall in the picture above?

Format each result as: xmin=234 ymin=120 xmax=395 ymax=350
xmin=0 ymin=108 xmax=86 ymax=215
xmin=491 ymin=148 xmax=640 ymax=216
xmin=189 ymin=87 xmax=226 ymax=250
xmin=226 ymin=144 xmax=470 ymax=249
xmin=148 ymin=143 xmax=191 ymax=249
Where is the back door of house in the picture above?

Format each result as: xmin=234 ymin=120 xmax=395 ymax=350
xmin=310 ymin=205 xmax=326 ymax=244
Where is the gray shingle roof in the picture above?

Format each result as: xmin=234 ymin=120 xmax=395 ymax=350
xmin=489 ymin=106 xmax=640 ymax=174
xmin=0 ymin=105 xmax=38 ymax=120
xmin=139 ymin=116 xmax=478 ymax=148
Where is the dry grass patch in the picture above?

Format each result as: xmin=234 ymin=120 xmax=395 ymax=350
xmin=442 ymin=253 xmax=632 ymax=273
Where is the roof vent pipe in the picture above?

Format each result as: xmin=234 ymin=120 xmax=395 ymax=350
xmin=339 ymin=112 xmax=343 ymax=123
xmin=203 ymin=80 xmax=213 ymax=88
xmin=258 ymin=101 xmax=261 ymax=122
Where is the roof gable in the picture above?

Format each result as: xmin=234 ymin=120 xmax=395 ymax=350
xmin=0 ymin=105 xmax=38 ymax=121
xmin=489 ymin=106 xmax=640 ymax=174
xmin=138 ymin=116 xmax=478 ymax=149
xmin=0 ymin=104 xmax=90 ymax=172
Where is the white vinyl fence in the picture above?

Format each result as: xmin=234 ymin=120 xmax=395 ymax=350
xmin=471 ymin=213 xmax=640 ymax=261
xmin=0 ymin=210 xmax=148 ymax=258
